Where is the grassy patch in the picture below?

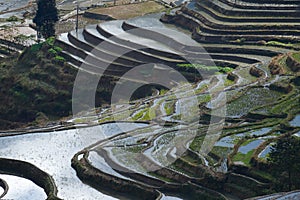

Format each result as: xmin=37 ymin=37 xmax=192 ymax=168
xmin=233 ymin=149 xmax=255 ymax=166
xmin=177 ymin=63 xmax=233 ymax=74
xmin=190 ymin=135 xmax=205 ymax=152
xmin=98 ymin=116 xmax=114 ymax=123
xmin=148 ymin=172 xmax=176 ymax=183
xmin=250 ymin=169 xmax=274 ymax=182
xmin=164 ymin=101 xmax=175 ymax=115
xmin=224 ymin=78 xmax=235 ymax=87
xmin=226 ymin=87 xmax=282 ymax=117
xmin=197 ymin=94 xmax=211 ymax=104
xmin=195 ymin=83 xmax=208 ymax=93
xmin=141 ymin=107 xmax=156 ymax=120
xmin=181 ymin=154 xmax=202 ymax=165
xmin=210 ymin=146 xmax=232 ymax=157
xmin=132 ymin=109 xmax=145 ymax=121
xmin=159 ymin=89 xmax=169 ymax=95
xmin=266 ymin=41 xmax=293 ymax=48
xmin=292 ymin=52 xmax=300 ymax=63
xmin=278 ymin=56 xmax=287 ymax=67
xmin=271 ymin=92 xmax=299 ymax=114
xmin=122 ymin=145 xmax=145 ymax=153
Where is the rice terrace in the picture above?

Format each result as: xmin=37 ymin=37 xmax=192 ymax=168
xmin=0 ymin=0 xmax=299 ymax=199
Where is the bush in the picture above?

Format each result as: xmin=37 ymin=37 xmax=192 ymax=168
xmin=31 ymin=43 xmax=43 ymax=52
xmin=48 ymin=48 xmax=57 ymax=55
xmin=54 ymin=55 xmax=65 ymax=62
xmin=46 ymin=37 xmax=55 ymax=46
xmin=219 ymin=67 xmax=234 ymax=74
xmin=6 ymin=16 xmax=19 ymax=22
xmin=53 ymin=46 xmax=63 ymax=53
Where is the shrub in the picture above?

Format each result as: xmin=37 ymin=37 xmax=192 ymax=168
xmin=48 ymin=48 xmax=57 ymax=55
xmin=53 ymin=46 xmax=63 ymax=52
xmin=31 ymin=43 xmax=43 ymax=52
xmin=46 ymin=37 xmax=55 ymax=46
xmin=6 ymin=16 xmax=19 ymax=22
xmin=219 ymin=67 xmax=234 ymax=74
xmin=54 ymin=55 xmax=65 ymax=62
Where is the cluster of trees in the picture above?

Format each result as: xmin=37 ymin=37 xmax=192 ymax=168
xmin=268 ymin=135 xmax=300 ymax=191
xmin=33 ymin=0 xmax=58 ymax=39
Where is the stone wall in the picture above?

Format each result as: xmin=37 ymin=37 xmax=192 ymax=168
xmin=71 ymin=152 xmax=161 ymax=200
xmin=0 ymin=158 xmax=61 ymax=200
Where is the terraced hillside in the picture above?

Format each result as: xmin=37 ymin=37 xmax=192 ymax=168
xmin=53 ymin=1 xmax=300 ymax=200
xmin=162 ymin=0 xmax=300 ymax=48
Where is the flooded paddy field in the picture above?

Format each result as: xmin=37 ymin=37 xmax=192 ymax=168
xmin=1 ymin=0 xmax=300 ymax=198
xmin=0 ymin=123 xmax=146 ymax=199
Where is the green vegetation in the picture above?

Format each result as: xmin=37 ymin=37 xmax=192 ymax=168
xmin=268 ymin=135 xmax=300 ymax=191
xmin=31 ymin=43 xmax=43 ymax=52
xmin=132 ymin=109 xmax=145 ymax=121
xmin=0 ymin=37 xmax=120 ymax=128
xmin=54 ymin=55 xmax=65 ymax=62
xmin=148 ymin=171 xmax=176 ymax=183
xmin=46 ymin=37 xmax=56 ymax=46
xmin=291 ymin=52 xmax=300 ymax=63
xmin=123 ymin=145 xmax=145 ymax=153
xmin=270 ymin=91 xmax=299 ymax=114
xmin=233 ymin=149 xmax=255 ymax=166
xmin=53 ymin=46 xmax=63 ymax=53
xmin=197 ymin=94 xmax=211 ymax=103
xmin=164 ymin=101 xmax=175 ymax=115
xmin=98 ymin=116 xmax=114 ymax=123
xmin=266 ymin=41 xmax=293 ymax=48
xmin=249 ymin=169 xmax=274 ymax=182
xmin=190 ymin=135 xmax=205 ymax=152
xmin=177 ymin=63 xmax=233 ymax=74
xmin=33 ymin=0 xmax=58 ymax=39
xmin=159 ymin=89 xmax=169 ymax=95
xmin=141 ymin=107 xmax=156 ymax=120
xmin=181 ymin=154 xmax=203 ymax=165
xmin=224 ymin=78 xmax=235 ymax=87
xmin=6 ymin=16 xmax=20 ymax=22
xmin=210 ymin=146 xmax=232 ymax=158
xmin=13 ymin=34 xmax=34 ymax=46
xmin=165 ymin=8 xmax=172 ymax=15
xmin=48 ymin=48 xmax=57 ymax=55
xmin=226 ymin=87 xmax=282 ymax=117
xmin=170 ymin=164 xmax=196 ymax=177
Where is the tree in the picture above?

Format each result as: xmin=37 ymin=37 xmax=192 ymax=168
xmin=268 ymin=135 xmax=300 ymax=191
xmin=33 ymin=0 xmax=58 ymax=39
